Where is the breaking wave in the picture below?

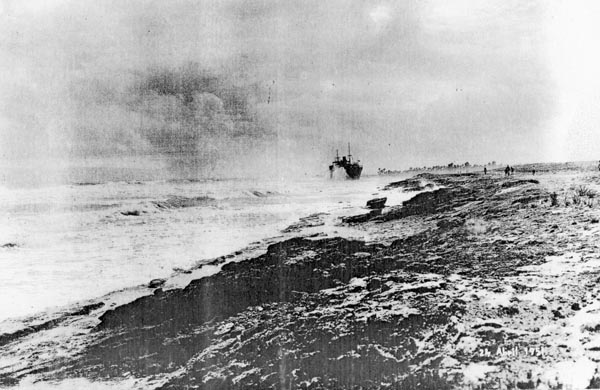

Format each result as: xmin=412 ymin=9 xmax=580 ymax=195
xmin=151 ymin=195 xmax=217 ymax=210
xmin=244 ymin=190 xmax=281 ymax=198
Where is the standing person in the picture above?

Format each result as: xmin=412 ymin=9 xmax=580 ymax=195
xmin=505 ymin=165 xmax=510 ymax=176
xmin=484 ymin=167 xmax=487 ymax=175
xmin=511 ymin=166 xmax=515 ymax=175
xmin=532 ymin=169 xmax=536 ymax=175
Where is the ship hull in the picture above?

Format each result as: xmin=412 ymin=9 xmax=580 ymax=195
xmin=344 ymin=164 xmax=363 ymax=179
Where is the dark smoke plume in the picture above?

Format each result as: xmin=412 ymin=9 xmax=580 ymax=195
xmin=129 ymin=63 xmax=271 ymax=175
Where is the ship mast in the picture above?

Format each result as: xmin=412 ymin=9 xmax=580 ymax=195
xmin=347 ymin=143 xmax=352 ymax=163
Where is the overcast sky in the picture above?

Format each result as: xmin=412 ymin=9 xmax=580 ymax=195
xmin=1 ymin=0 xmax=600 ymax=182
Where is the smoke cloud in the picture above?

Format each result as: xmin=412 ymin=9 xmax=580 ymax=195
xmin=129 ymin=63 xmax=271 ymax=175
xmin=1 ymin=59 xmax=273 ymax=179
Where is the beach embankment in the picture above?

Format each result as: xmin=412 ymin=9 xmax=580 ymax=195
xmin=3 ymin=169 xmax=600 ymax=389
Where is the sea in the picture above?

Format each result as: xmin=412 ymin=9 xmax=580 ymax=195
xmin=0 ymin=172 xmax=414 ymax=324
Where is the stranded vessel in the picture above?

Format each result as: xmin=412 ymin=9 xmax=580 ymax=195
xmin=329 ymin=144 xmax=363 ymax=180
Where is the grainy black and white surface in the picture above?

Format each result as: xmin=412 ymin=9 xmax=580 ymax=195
xmin=2 ymin=2 xmax=600 ymax=389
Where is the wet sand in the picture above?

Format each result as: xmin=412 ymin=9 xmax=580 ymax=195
xmin=2 ymin=165 xmax=600 ymax=389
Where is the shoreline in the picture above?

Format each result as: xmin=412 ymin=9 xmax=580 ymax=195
xmin=2 ymin=168 xmax=600 ymax=388
xmin=0 ymin=174 xmax=414 ymax=324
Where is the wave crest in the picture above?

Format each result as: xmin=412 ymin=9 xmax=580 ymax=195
xmin=152 ymin=196 xmax=216 ymax=209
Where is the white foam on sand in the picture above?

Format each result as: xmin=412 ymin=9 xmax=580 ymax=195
xmin=544 ymin=357 xmax=596 ymax=389
xmin=512 ymin=252 xmax=600 ymax=388
xmin=479 ymin=289 xmax=514 ymax=308
xmin=519 ymin=290 xmax=548 ymax=306
xmin=462 ymin=362 xmax=498 ymax=385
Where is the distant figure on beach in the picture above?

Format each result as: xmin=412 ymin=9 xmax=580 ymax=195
xmin=511 ymin=167 xmax=515 ymax=175
xmin=484 ymin=167 xmax=487 ymax=175
xmin=598 ymin=160 xmax=600 ymax=171
xmin=532 ymin=169 xmax=536 ymax=175
xmin=505 ymin=165 xmax=510 ymax=176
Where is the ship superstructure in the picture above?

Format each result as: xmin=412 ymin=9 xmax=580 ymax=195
xmin=329 ymin=144 xmax=363 ymax=179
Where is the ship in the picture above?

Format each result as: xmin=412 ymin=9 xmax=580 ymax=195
xmin=329 ymin=144 xmax=363 ymax=180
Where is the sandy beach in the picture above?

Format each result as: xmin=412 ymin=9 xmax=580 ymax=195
xmin=1 ymin=163 xmax=600 ymax=389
